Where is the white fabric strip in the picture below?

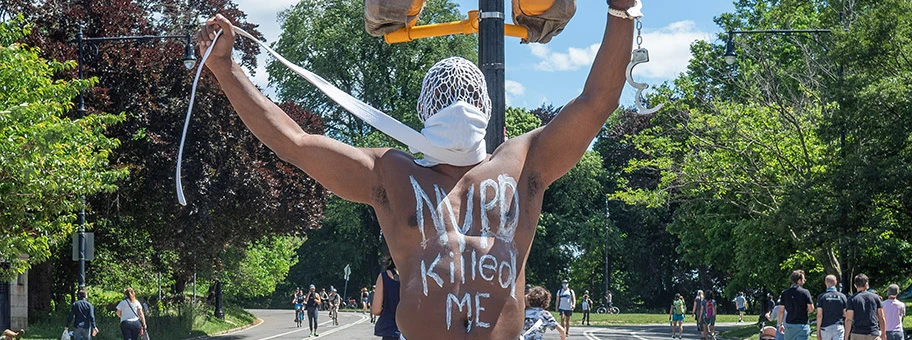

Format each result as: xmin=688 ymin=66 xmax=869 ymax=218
xmin=176 ymin=27 xmax=487 ymax=205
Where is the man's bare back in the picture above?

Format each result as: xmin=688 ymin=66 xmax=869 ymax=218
xmin=370 ymin=133 xmax=540 ymax=339
xmin=197 ymin=1 xmax=634 ymax=338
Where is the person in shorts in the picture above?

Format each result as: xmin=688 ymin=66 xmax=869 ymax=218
xmin=555 ymin=280 xmax=575 ymax=335
xmin=669 ymin=293 xmax=686 ymax=339
xmin=733 ymin=291 xmax=748 ymax=322
xmin=703 ymin=291 xmax=718 ymax=340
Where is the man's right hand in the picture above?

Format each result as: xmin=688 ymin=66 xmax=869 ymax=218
xmin=197 ymin=14 xmax=236 ymax=69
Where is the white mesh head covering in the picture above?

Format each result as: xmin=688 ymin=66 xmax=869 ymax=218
xmin=417 ymin=57 xmax=492 ymax=122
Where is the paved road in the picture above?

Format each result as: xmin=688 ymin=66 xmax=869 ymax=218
xmin=211 ymin=309 xmax=744 ymax=340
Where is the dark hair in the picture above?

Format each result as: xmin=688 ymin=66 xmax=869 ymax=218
xmin=77 ymin=289 xmax=87 ymax=299
xmin=790 ymin=270 xmax=805 ymax=284
xmin=708 ymin=291 xmax=715 ymax=300
xmin=853 ymin=274 xmax=869 ymax=288
xmin=526 ymin=286 xmax=551 ymax=309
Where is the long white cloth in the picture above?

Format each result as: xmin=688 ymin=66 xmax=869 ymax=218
xmin=176 ymin=27 xmax=486 ymax=205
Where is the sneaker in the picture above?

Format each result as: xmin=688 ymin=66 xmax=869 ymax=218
xmin=314 ymin=333 xmax=319 ymax=337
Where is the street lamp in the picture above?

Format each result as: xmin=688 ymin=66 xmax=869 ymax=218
xmin=723 ymin=34 xmax=737 ymax=65
xmin=71 ymin=25 xmax=196 ymax=288
xmin=722 ymin=29 xmax=831 ymax=66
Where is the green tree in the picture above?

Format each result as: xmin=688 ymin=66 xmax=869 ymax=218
xmin=612 ymin=0 xmax=912 ymax=297
xmin=0 ymin=17 xmax=126 ymax=280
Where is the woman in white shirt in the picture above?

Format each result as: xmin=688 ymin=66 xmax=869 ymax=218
xmin=115 ymin=288 xmax=147 ymax=340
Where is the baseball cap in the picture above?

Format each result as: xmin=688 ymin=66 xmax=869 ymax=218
xmin=561 ymin=279 xmax=568 ymax=283
xmin=309 ymin=284 xmax=315 ymax=289
xmin=887 ymin=284 xmax=899 ymax=297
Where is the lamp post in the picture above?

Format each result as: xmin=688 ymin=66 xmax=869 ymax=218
xmin=71 ymin=26 xmax=196 ymax=288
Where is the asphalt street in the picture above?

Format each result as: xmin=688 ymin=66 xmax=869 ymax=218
xmin=210 ymin=309 xmax=743 ymax=340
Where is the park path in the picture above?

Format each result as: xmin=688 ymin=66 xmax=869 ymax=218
xmin=210 ymin=309 xmax=744 ymax=340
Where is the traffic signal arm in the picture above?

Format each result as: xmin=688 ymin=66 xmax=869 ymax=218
xmin=384 ymin=10 xmax=529 ymax=44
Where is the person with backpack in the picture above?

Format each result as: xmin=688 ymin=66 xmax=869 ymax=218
xmin=555 ymin=280 xmax=576 ymax=336
xmin=702 ymin=291 xmax=718 ymax=340
xmin=669 ymin=293 xmax=686 ymax=339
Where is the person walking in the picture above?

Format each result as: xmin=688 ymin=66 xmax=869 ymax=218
xmin=65 ymin=289 xmax=98 ymax=340
xmin=669 ymin=293 xmax=686 ymax=339
xmin=883 ymin=284 xmax=906 ymax=340
xmin=693 ymin=290 xmax=705 ymax=335
xmin=733 ymin=291 xmax=748 ymax=323
xmin=845 ymin=274 xmax=886 ymax=340
xmin=372 ymin=260 xmax=401 ymax=340
xmin=523 ymin=286 xmax=566 ymax=340
xmin=115 ymin=288 xmax=147 ymax=340
xmin=702 ymin=291 xmax=718 ymax=340
xmin=777 ymin=270 xmax=814 ymax=340
xmin=816 ymin=275 xmax=847 ymax=340
xmin=555 ymin=280 xmax=576 ymax=336
xmin=369 ymin=285 xmax=377 ymax=323
xmin=360 ymin=287 xmax=370 ymax=314
xmin=580 ymin=291 xmax=592 ymax=326
xmin=327 ymin=288 xmax=341 ymax=326
xmin=304 ymin=284 xmax=322 ymax=337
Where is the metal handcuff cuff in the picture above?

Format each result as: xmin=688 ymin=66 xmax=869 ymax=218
xmin=610 ymin=0 xmax=664 ymax=115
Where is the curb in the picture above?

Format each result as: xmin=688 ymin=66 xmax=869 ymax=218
xmin=183 ymin=318 xmax=263 ymax=339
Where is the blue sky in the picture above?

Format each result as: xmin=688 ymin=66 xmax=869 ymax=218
xmin=234 ymin=0 xmax=736 ymax=110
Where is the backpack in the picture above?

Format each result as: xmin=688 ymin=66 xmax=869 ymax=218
xmin=704 ymin=299 xmax=715 ymax=318
xmin=673 ymin=299 xmax=685 ymax=314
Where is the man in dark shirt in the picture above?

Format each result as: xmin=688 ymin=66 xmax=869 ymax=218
xmin=816 ymin=275 xmax=847 ymax=340
xmin=65 ymin=289 xmax=98 ymax=340
xmin=778 ymin=269 xmax=814 ymax=340
xmin=845 ymin=274 xmax=886 ymax=340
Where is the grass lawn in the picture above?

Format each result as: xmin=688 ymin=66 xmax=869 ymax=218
xmin=23 ymin=304 xmax=255 ymax=340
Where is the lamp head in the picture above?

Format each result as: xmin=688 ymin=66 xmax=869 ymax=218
xmin=723 ymin=34 xmax=737 ymax=65
xmin=183 ymin=37 xmax=197 ymax=69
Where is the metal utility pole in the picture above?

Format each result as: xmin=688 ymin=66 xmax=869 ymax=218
xmin=479 ymin=0 xmax=506 ymax=152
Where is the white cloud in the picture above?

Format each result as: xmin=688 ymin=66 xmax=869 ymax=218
xmin=232 ymin=0 xmax=299 ymax=93
xmin=504 ymin=80 xmax=525 ymax=106
xmin=528 ymin=20 xmax=710 ymax=81
xmin=528 ymin=43 xmax=600 ymax=72
xmin=634 ymin=20 xmax=711 ymax=80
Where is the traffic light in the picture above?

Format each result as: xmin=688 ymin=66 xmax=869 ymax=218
xmin=512 ymin=0 xmax=576 ymax=43
xmin=365 ymin=0 xmax=426 ymax=36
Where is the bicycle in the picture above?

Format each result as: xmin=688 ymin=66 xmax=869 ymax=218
xmin=294 ymin=303 xmax=305 ymax=327
xmin=595 ymin=304 xmax=620 ymax=314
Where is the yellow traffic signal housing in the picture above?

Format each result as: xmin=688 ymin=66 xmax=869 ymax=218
xmin=366 ymin=0 xmax=575 ymax=44
xmin=365 ymin=0 xmax=426 ymax=36
xmin=512 ymin=0 xmax=575 ymax=43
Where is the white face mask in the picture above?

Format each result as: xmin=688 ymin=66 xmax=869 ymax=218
xmin=410 ymin=101 xmax=488 ymax=167
xmin=563 ymin=284 xmax=569 ymax=288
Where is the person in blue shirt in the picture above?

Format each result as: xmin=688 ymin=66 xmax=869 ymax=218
xmin=65 ymin=289 xmax=98 ymax=340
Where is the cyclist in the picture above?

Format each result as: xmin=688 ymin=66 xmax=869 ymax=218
xmin=328 ymin=288 xmax=341 ymax=326
xmin=320 ymin=288 xmax=330 ymax=311
xmin=292 ymin=288 xmax=305 ymax=325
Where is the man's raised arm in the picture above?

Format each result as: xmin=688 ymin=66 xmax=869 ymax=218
xmin=198 ymin=15 xmax=382 ymax=204
xmin=526 ymin=0 xmax=635 ymax=185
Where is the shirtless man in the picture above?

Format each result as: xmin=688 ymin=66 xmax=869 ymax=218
xmin=197 ymin=0 xmax=635 ymax=338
